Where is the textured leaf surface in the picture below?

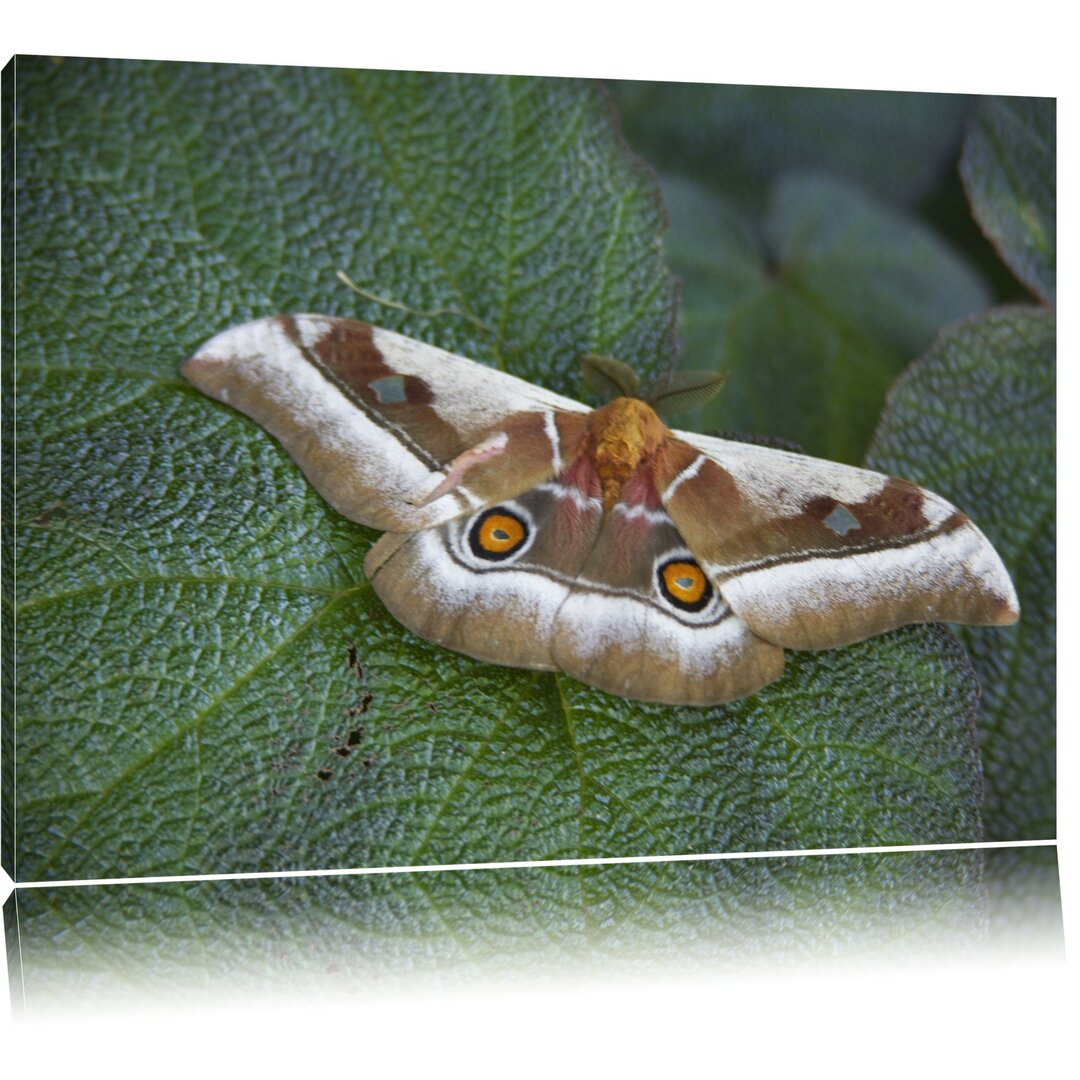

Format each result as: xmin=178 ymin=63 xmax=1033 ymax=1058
xmin=960 ymin=96 xmax=1056 ymax=304
xmin=610 ymin=82 xmax=969 ymax=210
xmin=662 ymin=173 xmax=990 ymax=462
xmin=7 ymin=850 xmax=1000 ymax=1008
xmin=11 ymin=58 xmax=985 ymax=883
xmin=868 ymin=308 xmax=1055 ymax=840
xmin=2 ymin=60 xmax=14 ymax=873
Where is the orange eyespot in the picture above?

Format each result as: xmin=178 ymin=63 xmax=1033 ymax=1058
xmin=478 ymin=513 xmax=525 ymax=552
xmin=658 ymin=558 xmax=713 ymax=612
xmin=468 ymin=508 xmax=529 ymax=561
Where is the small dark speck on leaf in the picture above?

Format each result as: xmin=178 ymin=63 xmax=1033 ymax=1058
xmin=347 ymin=690 xmax=373 ymax=717
xmin=316 ymin=767 xmax=333 ymax=782
xmin=346 ymin=643 xmax=364 ymax=680
xmin=346 ymin=725 xmax=366 ymax=746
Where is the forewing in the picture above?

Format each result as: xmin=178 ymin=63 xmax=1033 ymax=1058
xmin=182 ymin=315 xmax=590 ymax=532
xmin=663 ymin=430 xmax=1020 ymax=650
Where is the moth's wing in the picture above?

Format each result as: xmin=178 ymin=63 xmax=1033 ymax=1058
xmin=663 ymin=430 xmax=1020 ymax=651
xmin=550 ymin=477 xmax=785 ymax=706
xmin=182 ymin=315 xmax=591 ymax=532
xmin=364 ymin=477 xmax=603 ymax=671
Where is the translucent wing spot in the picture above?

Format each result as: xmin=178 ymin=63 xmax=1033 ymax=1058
xmin=368 ymin=375 xmax=408 ymax=404
xmin=823 ymin=503 xmax=861 ymax=536
xmin=658 ymin=558 xmax=713 ymax=612
xmin=468 ymin=508 xmax=530 ymax=561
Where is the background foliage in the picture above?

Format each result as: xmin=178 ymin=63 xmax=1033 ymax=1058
xmin=5 ymin=59 xmax=1054 ymax=933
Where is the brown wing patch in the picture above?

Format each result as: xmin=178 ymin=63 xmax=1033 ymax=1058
xmin=304 ymin=317 xmax=434 ymax=405
xmin=801 ymin=478 xmax=937 ymax=541
xmin=280 ymin=315 xmax=464 ymax=467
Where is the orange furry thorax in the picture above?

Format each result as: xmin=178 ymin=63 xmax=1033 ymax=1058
xmin=585 ymin=397 xmax=671 ymax=512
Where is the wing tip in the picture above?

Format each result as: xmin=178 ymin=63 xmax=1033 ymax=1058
xmin=180 ymin=351 xmax=212 ymax=379
xmin=180 ymin=350 xmax=235 ymax=403
xmin=988 ymin=589 xmax=1021 ymax=627
xmin=974 ymin=536 xmax=1020 ymax=626
xmin=181 ymin=314 xmax=302 ymax=392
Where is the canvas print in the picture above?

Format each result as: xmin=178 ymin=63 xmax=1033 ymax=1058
xmin=3 ymin=58 xmax=1055 ymax=974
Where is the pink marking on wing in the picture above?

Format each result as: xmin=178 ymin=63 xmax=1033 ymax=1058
xmin=417 ymin=430 xmax=509 ymax=505
xmin=560 ymin=452 xmax=603 ymax=500
xmin=619 ymin=468 xmax=664 ymax=510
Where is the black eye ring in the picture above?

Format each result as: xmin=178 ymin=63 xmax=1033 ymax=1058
xmin=656 ymin=556 xmax=713 ymax=612
xmin=467 ymin=507 xmax=530 ymax=562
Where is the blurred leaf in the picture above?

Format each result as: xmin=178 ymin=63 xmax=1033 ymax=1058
xmin=12 ymin=59 xmax=985 ymax=885
xmin=960 ymin=96 xmax=1056 ymax=304
xmin=664 ymin=173 xmax=990 ymax=461
xmin=867 ymin=307 xmax=1055 ymax=840
xmin=610 ymin=81 xmax=969 ymax=210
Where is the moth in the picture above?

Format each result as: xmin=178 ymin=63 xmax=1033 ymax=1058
xmin=182 ymin=315 xmax=1019 ymax=707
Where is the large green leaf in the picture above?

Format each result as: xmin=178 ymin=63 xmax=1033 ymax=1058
xmin=867 ymin=308 xmax=1056 ymax=840
xmin=960 ymin=96 xmax=1056 ymax=305
xmin=10 ymin=59 xmax=986 ymax=884
xmin=663 ymin=172 xmax=990 ymax=462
